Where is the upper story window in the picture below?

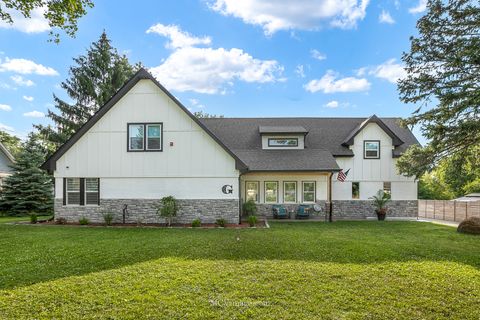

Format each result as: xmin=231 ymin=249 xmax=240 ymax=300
xmin=268 ymin=138 xmax=298 ymax=147
xmin=128 ymin=123 xmax=162 ymax=152
xmin=364 ymin=141 xmax=380 ymax=159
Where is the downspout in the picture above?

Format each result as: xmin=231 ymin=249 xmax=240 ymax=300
xmin=238 ymin=173 xmax=243 ymax=224
xmin=328 ymin=173 xmax=333 ymax=222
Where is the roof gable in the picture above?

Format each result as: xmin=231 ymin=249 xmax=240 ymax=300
xmin=0 ymin=142 xmax=14 ymax=164
xmin=41 ymin=68 xmax=247 ymax=173
xmin=341 ymin=115 xmax=404 ymax=147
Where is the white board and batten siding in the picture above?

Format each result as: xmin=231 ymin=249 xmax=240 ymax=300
xmin=54 ymin=79 xmax=240 ymax=200
xmin=332 ymin=122 xmax=417 ymax=201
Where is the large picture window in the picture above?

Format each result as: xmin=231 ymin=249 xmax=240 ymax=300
xmin=245 ymin=181 xmax=259 ymax=203
xmin=66 ymin=178 xmax=81 ymax=205
xmin=268 ymin=138 xmax=298 ymax=147
xmin=265 ymin=181 xmax=278 ymax=203
xmin=128 ymin=123 xmax=162 ymax=151
xmin=364 ymin=141 xmax=380 ymax=159
xmin=284 ymin=181 xmax=297 ymax=203
xmin=302 ymin=181 xmax=316 ymax=203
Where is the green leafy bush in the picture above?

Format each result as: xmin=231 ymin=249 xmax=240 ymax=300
xmin=29 ymin=214 xmax=38 ymax=224
xmin=191 ymin=218 xmax=201 ymax=227
xmin=247 ymin=215 xmax=258 ymax=227
xmin=102 ymin=213 xmax=114 ymax=226
xmin=79 ymin=217 xmax=89 ymax=225
xmin=243 ymin=199 xmax=257 ymax=216
xmin=215 ymin=218 xmax=226 ymax=227
xmin=156 ymin=196 xmax=178 ymax=226
xmin=457 ymin=217 xmax=480 ymax=235
xmin=55 ymin=217 xmax=67 ymax=225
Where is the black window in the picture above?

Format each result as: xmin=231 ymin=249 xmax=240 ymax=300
xmin=128 ymin=123 xmax=163 ymax=151
xmin=364 ymin=141 xmax=380 ymax=159
xmin=64 ymin=178 xmax=100 ymax=206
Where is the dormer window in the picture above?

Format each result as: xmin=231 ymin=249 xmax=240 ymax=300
xmin=364 ymin=141 xmax=380 ymax=159
xmin=268 ymin=138 xmax=298 ymax=147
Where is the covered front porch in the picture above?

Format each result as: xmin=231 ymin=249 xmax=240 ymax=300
xmin=240 ymin=171 xmax=335 ymax=219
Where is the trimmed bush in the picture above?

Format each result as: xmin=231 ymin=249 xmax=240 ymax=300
xmin=215 ymin=218 xmax=226 ymax=227
xmin=457 ymin=217 xmax=480 ymax=235
xmin=191 ymin=218 xmax=201 ymax=228
xmin=79 ymin=217 xmax=90 ymax=225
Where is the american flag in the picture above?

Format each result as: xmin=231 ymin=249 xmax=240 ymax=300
xmin=337 ymin=169 xmax=350 ymax=182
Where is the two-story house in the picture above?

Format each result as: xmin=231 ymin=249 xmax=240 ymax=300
xmin=42 ymin=68 xmax=419 ymax=224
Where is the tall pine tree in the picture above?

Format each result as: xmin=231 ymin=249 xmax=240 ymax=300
xmin=37 ymin=31 xmax=139 ymax=152
xmin=0 ymin=134 xmax=53 ymax=216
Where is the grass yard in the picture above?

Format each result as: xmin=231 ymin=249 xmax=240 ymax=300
xmin=0 ymin=221 xmax=479 ymax=319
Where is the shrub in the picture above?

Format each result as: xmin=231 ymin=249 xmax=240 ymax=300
xmin=191 ymin=218 xmax=201 ymax=228
xmin=243 ymin=199 xmax=257 ymax=216
xmin=369 ymin=190 xmax=391 ymax=215
xmin=156 ymin=196 xmax=178 ymax=227
xmin=457 ymin=217 xmax=480 ymax=235
xmin=215 ymin=218 xmax=226 ymax=227
xmin=79 ymin=217 xmax=89 ymax=225
xmin=102 ymin=213 xmax=114 ymax=226
xmin=29 ymin=213 xmax=38 ymax=224
xmin=55 ymin=217 xmax=67 ymax=225
xmin=247 ymin=215 xmax=258 ymax=227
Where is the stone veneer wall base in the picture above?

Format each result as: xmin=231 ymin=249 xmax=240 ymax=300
xmin=332 ymin=200 xmax=418 ymax=219
xmin=55 ymin=199 xmax=240 ymax=224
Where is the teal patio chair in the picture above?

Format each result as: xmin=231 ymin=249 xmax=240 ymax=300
xmin=272 ymin=205 xmax=290 ymax=219
xmin=295 ymin=204 xmax=312 ymax=219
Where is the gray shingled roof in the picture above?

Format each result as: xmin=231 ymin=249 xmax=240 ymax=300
xmin=258 ymin=126 xmax=308 ymax=134
xmin=201 ymin=117 xmax=419 ymax=172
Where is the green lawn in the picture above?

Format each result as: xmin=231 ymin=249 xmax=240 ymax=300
xmin=0 ymin=221 xmax=479 ymax=319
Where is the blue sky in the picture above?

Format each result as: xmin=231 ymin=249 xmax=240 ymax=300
xmin=0 ymin=0 xmax=428 ymax=142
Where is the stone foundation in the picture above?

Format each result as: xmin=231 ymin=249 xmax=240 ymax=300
xmin=332 ymin=200 xmax=418 ymax=219
xmin=54 ymin=199 xmax=240 ymax=224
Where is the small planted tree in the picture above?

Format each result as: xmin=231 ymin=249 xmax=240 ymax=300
xmin=243 ymin=199 xmax=257 ymax=216
xmin=369 ymin=190 xmax=391 ymax=221
xmin=156 ymin=196 xmax=178 ymax=227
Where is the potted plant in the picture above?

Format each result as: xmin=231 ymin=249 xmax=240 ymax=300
xmin=369 ymin=190 xmax=391 ymax=221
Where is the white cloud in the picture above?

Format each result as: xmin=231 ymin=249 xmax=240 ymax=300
xmin=367 ymin=59 xmax=406 ymax=84
xmin=311 ymin=49 xmax=327 ymax=61
xmin=209 ymin=0 xmax=370 ymax=35
xmin=0 ymin=104 xmax=12 ymax=111
xmin=0 ymin=58 xmax=58 ymax=76
xmin=10 ymin=75 xmax=35 ymax=86
xmin=379 ymin=10 xmax=395 ymax=24
xmin=305 ymin=70 xmax=370 ymax=93
xmin=295 ymin=65 xmax=306 ymax=78
xmin=23 ymin=95 xmax=34 ymax=102
xmin=0 ymin=7 xmax=50 ymax=33
xmin=324 ymin=100 xmax=339 ymax=108
xmin=146 ymin=24 xmax=212 ymax=49
xmin=189 ymin=98 xmax=199 ymax=106
xmin=150 ymin=46 xmax=282 ymax=94
xmin=0 ymin=123 xmax=14 ymax=131
xmin=409 ymin=0 xmax=427 ymax=14
xmin=23 ymin=110 xmax=45 ymax=118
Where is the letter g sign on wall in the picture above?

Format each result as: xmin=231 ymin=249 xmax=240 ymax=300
xmin=222 ymin=185 xmax=233 ymax=194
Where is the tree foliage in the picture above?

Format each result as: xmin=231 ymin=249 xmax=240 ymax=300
xmin=0 ymin=130 xmax=21 ymax=158
xmin=0 ymin=0 xmax=94 ymax=43
xmin=0 ymin=134 xmax=53 ymax=216
xmin=36 ymin=31 xmax=139 ymax=153
xmin=193 ymin=111 xmax=224 ymax=118
xmin=397 ymin=0 xmax=480 ymax=178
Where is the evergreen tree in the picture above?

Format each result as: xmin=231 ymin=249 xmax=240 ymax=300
xmin=36 ymin=31 xmax=139 ymax=152
xmin=0 ymin=134 xmax=53 ymax=216
xmin=397 ymin=0 xmax=480 ymax=178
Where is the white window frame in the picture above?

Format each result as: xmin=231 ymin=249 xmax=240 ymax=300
xmin=66 ymin=178 xmax=81 ymax=206
xmin=268 ymin=138 xmax=298 ymax=148
xmin=264 ymin=181 xmax=278 ymax=204
xmin=364 ymin=140 xmax=380 ymax=159
xmin=283 ymin=181 xmax=297 ymax=204
xmin=302 ymin=181 xmax=316 ymax=203
xmin=245 ymin=181 xmax=260 ymax=203
xmin=85 ymin=178 xmax=99 ymax=206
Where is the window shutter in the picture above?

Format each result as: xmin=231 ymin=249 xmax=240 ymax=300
xmin=63 ymin=178 xmax=66 ymax=205
xmin=80 ymin=178 xmax=85 ymax=206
